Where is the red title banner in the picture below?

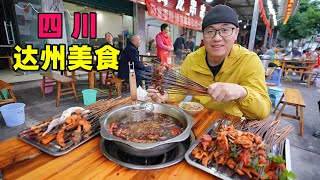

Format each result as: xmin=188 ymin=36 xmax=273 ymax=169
xmin=145 ymin=0 xmax=211 ymax=30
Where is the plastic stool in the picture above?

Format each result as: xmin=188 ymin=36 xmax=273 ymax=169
xmin=266 ymin=68 xmax=282 ymax=86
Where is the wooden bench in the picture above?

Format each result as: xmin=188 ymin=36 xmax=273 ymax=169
xmin=40 ymin=72 xmax=78 ymax=107
xmin=0 ymin=80 xmax=17 ymax=105
xmin=273 ymin=88 xmax=305 ymax=136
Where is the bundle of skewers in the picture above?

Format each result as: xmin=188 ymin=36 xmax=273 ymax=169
xmin=190 ymin=117 xmax=296 ymax=180
xmin=19 ymin=97 xmax=131 ymax=150
xmin=142 ymin=60 xmax=208 ymax=96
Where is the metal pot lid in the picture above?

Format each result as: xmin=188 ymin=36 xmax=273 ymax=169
xmin=99 ymin=132 xmax=195 ymax=170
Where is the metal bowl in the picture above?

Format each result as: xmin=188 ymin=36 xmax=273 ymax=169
xmin=99 ymin=103 xmax=194 ymax=157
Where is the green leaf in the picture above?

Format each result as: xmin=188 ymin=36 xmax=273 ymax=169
xmin=280 ymin=169 xmax=296 ymax=180
xmin=262 ymin=173 xmax=269 ymax=179
xmin=229 ymin=152 xmax=237 ymax=158
xmin=267 ymin=154 xmax=286 ymax=164
xmin=251 ymin=163 xmax=259 ymax=171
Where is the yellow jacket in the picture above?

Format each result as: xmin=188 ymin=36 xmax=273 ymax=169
xmin=169 ymin=45 xmax=271 ymax=119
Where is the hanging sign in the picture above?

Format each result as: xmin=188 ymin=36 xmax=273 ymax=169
xmin=258 ymin=0 xmax=272 ymax=35
xmin=145 ymin=0 xmax=211 ymax=30
xmin=283 ymin=0 xmax=294 ymax=24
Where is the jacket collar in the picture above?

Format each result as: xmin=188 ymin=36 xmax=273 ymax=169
xmin=192 ymin=44 xmax=243 ymax=76
xmin=127 ymin=42 xmax=137 ymax=49
xmin=159 ymin=32 xmax=168 ymax=38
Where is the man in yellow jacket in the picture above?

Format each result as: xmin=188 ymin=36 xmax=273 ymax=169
xmin=148 ymin=5 xmax=271 ymax=120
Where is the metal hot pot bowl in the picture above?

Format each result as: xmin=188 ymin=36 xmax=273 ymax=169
xmin=99 ymin=103 xmax=194 ymax=157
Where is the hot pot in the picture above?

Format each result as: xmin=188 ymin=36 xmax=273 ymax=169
xmin=99 ymin=103 xmax=194 ymax=157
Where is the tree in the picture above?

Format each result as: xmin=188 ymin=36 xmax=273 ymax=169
xmin=279 ymin=0 xmax=320 ymax=46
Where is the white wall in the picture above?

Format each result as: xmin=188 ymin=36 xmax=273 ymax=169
xmin=63 ymin=2 xmax=133 ymax=39
xmin=196 ymin=31 xmax=203 ymax=46
xmin=145 ymin=11 xmax=178 ymax=43
xmin=97 ymin=12 xmax=133 ymax=38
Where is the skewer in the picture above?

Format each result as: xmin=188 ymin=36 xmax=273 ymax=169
xmin=142 ymin=61 xmax=208 ymax=96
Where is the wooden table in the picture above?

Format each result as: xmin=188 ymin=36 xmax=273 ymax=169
xmin=280 ymin=60 xmax=316 ymax=87
xmin=0 ymin=109 xmax=234 ymax=179
xmin=139 ymin=54 xmax=157 ymax=62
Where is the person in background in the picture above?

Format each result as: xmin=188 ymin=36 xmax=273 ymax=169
xmin=255 ymin=47 xmax=264 ymax=56
xmin=264 ymin=44 xmax=284 ymax=67
xmin=156 ymin=23 xmax=174 ymax=66
xmin=302 ymin=47 xmax=320 ymax=81
xmin=313 ymin=47 xmax=320 ymax=73
xmin=148 ymin=39 xmax=155 ymax=51
xmin=292 ymin=47 xmax=302 ymax=58
xmin=173 ymin=34 xmax=186 ymax=61
xmin=185 ymin=37 xmax=195 ymax=52
xmin=301 ymin=50 xmax=308 ymax=60
xmin=199 ymin=39 xmax=204 ymax=47
xmin=118 ymin=35 xmax=152 ymax=87
xmin=148 ymin=5 xmax=271 ymax=120
xmin=105 ymin=32 xmax=113 ymax=46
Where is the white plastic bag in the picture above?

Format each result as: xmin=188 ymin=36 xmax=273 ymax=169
xmin=137 ymin=86 xmax=150 ymax=101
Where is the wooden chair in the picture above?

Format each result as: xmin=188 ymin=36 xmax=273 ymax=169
xmin=273 ymin=88 xmax=305 ymax=136
xmin=0 ymin=80 xmax=17 ymax=105
xmin=40 ymin=72 xmax=78 ymax=107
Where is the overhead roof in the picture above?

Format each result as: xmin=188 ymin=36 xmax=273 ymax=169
xmin=205 ymin=0 xmax=300 ymax=26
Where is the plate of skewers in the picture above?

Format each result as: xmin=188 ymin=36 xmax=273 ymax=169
xmin=185 ymin=117 xmax=296 ymax=180
xmin=18 ymin=97 xmax=131 ymax=156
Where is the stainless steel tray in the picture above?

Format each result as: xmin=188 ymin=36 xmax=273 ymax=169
xmin=184 ymin=122 xmax=291 ymax=180
xmin=18 ymin=127 xmax=100 ymax=156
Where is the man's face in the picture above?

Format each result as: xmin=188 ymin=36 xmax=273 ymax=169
xmin=316 ymin=50 xmax=320 ymax=55
xmin=133 ymin=36 xmax=141 ymax=48
xmin=188 ymin=38 xmax=192 ymax=42
xmin=105 ymin=34 xmax=113 ymax=44
xmin=275 ymin=47 xmax=282 ymax=52
xmin=203 ymin=23 xmax=238 ymax=60
xmin=164 ymin=27 xmax=170 ymax=34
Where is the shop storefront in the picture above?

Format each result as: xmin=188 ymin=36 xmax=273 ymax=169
xmin=0 ymin=0 xmax=135 ymax=83
xmin=131 ymin=0 xmax=211 ymax=55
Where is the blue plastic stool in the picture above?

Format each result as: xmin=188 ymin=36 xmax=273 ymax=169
xmin=266 ymin=68 xmax=282 ymax=86
xmin=268 ymin=86 xmax=284 ymax=108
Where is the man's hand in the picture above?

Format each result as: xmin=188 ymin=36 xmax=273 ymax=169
xmin=207 ymin=82 xmax=247 ymax=102
xmin=147 ymin=88 xmax=169 ymax=103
